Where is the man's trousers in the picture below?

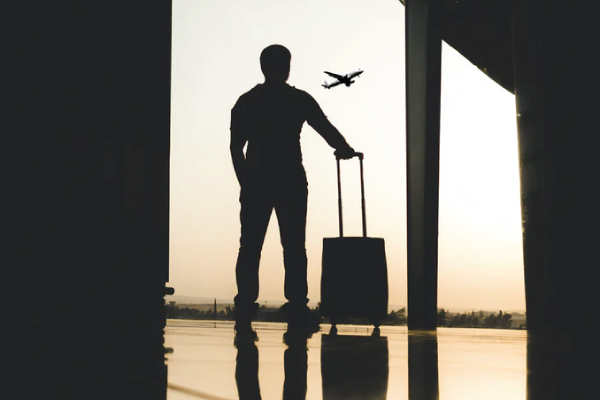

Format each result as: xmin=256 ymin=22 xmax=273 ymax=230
xmin=234 ymin=181 xmax=309 ymax=321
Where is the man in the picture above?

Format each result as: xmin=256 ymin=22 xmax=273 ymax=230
xmin=230 ymin=44 xmax=356 ymax=338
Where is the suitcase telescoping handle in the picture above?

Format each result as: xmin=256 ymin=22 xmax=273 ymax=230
xmin=336 ymin=152 xmax=367 ymax=238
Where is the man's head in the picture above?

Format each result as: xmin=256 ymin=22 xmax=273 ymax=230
xmin=260 ymin=44 xmax=291 ymax=83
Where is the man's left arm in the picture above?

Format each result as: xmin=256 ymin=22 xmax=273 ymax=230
xmin=230 ymin=101 xmax=248 ymax=187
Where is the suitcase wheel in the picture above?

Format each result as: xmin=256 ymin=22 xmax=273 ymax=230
xmin=371 ymin=317 xmax=382 ymax=329
xmin=330 ymin=315 xmax=338 ymax=328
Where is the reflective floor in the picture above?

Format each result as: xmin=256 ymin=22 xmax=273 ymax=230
xmin=165 ymin=321 xmax=529 ymax=400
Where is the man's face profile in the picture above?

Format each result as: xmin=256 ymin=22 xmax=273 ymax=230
xmin=260 ymin=44 xmax=291 ymax=83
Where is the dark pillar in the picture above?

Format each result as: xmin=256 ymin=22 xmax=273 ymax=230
xmin=18 ymin=2 xmax=172 ymax=398
xmin=513 ymin=1 xmax=598 ymax=395
xmin=405 ymin=0 xmax=442 ymax=330
xmin=511 ymin=0 xmax=547 ymax=331
xmin=512 ymin=1 xmax=598 ymax=332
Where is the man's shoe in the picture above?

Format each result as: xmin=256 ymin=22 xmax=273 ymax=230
xmin=287 ymin=304 xmax=321 ymax=337
xmin=233 ymin=302 xmax=259 ymax=343
xmin=283 ymin=330 xmax=310 ymax=346
xmin=234 ymin=323 xmax=258 ymax=344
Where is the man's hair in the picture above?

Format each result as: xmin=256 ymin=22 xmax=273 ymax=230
xmin=260 ymin=44 xmax=291 ymax=80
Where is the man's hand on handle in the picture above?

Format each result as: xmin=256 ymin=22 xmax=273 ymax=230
xmin=334 ymin=146 xmax=356 ymax=160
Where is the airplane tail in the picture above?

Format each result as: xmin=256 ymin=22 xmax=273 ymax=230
xmin=322 ymin=81 xmax=328 ymax=88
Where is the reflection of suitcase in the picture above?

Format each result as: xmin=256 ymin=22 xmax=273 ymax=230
xmin=320 ymin=153 xmax=388 ymax=328
xmin=321 ymin=334 xmax=389 ymax=400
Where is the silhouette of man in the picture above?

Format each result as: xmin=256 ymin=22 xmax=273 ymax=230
xmin=230 ymin=44 xmax=355 ymax=337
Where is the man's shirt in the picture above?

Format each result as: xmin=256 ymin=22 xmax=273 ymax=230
xmin=230 ymin=82 xmax=350 ymax=186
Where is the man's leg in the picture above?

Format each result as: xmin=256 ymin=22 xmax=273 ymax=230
xmin=274 ymin=185 xmax=308 ymax=306
xmin=275 ymin=185 xmax=318 ymax=334
xmin=234 ymin=188 xmax=272 ymax=334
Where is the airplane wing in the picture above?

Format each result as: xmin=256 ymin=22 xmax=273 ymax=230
xmin=348 ymin=70 xmax=363 ymax=78
xmin=324 ymin=71 xmax=344 ymax=80
xmin=322 ymin=80 xmax=343 ymax=89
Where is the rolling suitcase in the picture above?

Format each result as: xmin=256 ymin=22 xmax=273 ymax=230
xmin=320 ymin=152 xmax=388 ymax=329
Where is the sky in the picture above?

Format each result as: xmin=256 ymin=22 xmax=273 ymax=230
xmin=169 ymin=0 xmax=526 ymax=311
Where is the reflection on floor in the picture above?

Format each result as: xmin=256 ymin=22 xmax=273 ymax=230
xmin=165 ymin=321 xmax=530 ymax=400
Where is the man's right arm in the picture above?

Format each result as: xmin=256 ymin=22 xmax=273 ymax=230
xmin=230 ymin=100 xmax=248 ymax=187
xmin=305 ymin=94 xmax=355 ymax=159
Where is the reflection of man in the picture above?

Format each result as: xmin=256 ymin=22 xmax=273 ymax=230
xmin=230 ymin=44 xmax=355 ymax=338
xmin=235 ymin=335 xmax=308 ymax=400
xmin=234 ymin=341 xmax=261 ymax=400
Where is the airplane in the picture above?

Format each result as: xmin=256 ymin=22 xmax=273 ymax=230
xmin=322 ymin=69 xmax=364 ymax=89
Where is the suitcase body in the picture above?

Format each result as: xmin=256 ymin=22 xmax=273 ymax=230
xmin=320 ymin=153 xmax=389 ymax=328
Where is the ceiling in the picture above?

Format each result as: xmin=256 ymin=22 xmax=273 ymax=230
xmin=400 ymin=0 xmax=514 ymax=93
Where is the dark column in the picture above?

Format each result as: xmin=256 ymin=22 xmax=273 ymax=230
xmin=405 ymin=0 xmax=442 ymax=330
xmin=512 ymin=1 xmax=598 ymax=332
xmin=17 ymin=2 xmax=172 ymax=398
xmin=511 ymin=0 xmax=548 ymax=331
xmin=513 ymin=1 xmax=598 ymax=395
